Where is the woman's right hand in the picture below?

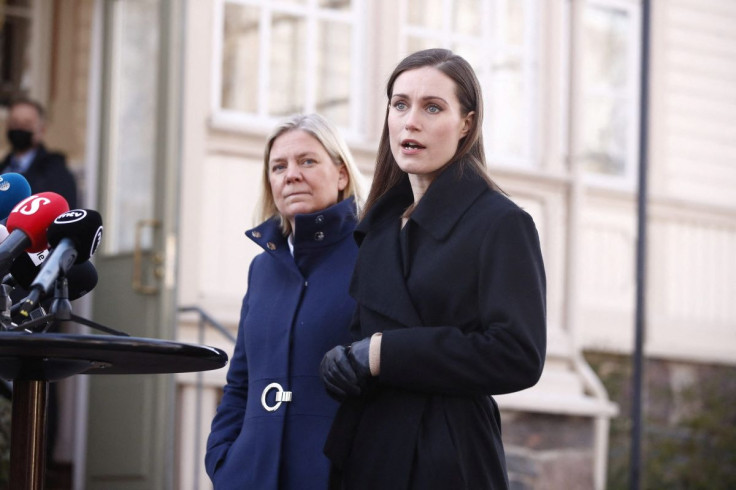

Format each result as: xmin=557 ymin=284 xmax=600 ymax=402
xmin=320 ymin=345 xmax=362 ymax=399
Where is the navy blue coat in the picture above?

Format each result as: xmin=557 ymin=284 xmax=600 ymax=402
xmin=206 ymin=198 xmax=358 ymax=489
xmin=325 ymin=166 xmax=547 ymax=489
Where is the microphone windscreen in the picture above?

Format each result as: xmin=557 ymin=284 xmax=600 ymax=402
xmin=6 ymin=192 xmax=70 ymax=252
xmin=47 ymin=209 xmax=103 ymax=263
xmin=0 ymin=224 xmax=8 ymax=243
xmin=0 ymin=173 xmax=32 ymax=220
xmin=8 ymin=252 xmax=42 ymax=289
xmin=66 ymin=261 xmax=98 ymax=300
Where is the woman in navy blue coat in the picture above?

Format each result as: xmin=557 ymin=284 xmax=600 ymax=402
xmin=321 ymin=49 xmax=547 ymax=489
xmin=206 ymin=113 xmax=365 ymax=489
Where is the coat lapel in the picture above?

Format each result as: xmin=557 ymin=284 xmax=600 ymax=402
xmin=351 ymin=166 xmax=490 ymax=330
xmin=351 ymin=176 xmax=422 ymax=328
xmin=351 ymin=218 xmax=423 ymax=328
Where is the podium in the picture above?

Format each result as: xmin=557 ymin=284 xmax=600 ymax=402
xmin=0 ymin=332 xmax=228 ymax=490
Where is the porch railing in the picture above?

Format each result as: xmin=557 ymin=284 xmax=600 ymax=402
xmin=176 ymin=306 xmax=235 ymax=490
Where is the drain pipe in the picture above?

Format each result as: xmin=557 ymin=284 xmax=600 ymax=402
xmin=630 ymin=0 xmax=652 ymax=488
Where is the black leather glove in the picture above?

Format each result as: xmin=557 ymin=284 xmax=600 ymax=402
xmin=320 ymin=345 xmax=361 ymax=399
xmin=347 ymin=337 xmax=372 ymax=382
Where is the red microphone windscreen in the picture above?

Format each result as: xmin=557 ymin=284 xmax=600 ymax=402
xmin=6 ymin=192 xmax=70 ymax=252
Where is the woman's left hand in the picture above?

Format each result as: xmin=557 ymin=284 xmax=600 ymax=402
xmin=347 ymin=337 xmax=372 ymax=380
xmin=320 ymin=345 xmax=362 ymax=399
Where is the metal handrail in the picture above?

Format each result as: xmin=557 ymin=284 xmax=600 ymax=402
xmin=178 ymin=305 xmax=236 ymax=344
xmin=177 ymin=305 xmax=235 ymax=490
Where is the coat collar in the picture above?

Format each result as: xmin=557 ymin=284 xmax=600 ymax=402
xmin=245 ymin=197 xmax=358 ymax=273
xmin=350 ymin=164 xmax=491 ymax=329
xmin=356 ymin=162 xmax=490 ymax=243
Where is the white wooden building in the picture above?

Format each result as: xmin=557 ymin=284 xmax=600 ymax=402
xmin=0 ymin=0 xmax=733 ymax=488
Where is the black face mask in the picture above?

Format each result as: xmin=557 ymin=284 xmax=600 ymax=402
xmin=7 ymin=129 xmax=34 ymax=152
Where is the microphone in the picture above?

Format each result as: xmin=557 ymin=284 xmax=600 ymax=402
xmin=16 ymin=209 xmax=102 ymax=317
xmin=8 ymin=261 xmax=99 ymax=325
xmin=0 ymin=224 xmax=9 ymax=243
xmin=6 ymin=250 xmax=47 ymax=289
xmin=6 ymin=255 xmax=98 ymax=300
xmin=64 ymin=260 xmax=99 ymax=299
xmin=0 ymin=192 xmax=69 ymax=275
xmin=0 ymin=173 xmax=32 ymax=221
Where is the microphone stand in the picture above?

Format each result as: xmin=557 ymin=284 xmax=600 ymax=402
xmin=1 ymin=283 xmax=13 ymax=329
xmin=6 ymin=277 xmax=130 ymax=336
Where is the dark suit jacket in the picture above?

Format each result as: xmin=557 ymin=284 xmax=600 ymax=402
xmin=1 ymin=144 xmax=78 ymax=208
xmin=325 ymin=164 xmax=547 ymax=489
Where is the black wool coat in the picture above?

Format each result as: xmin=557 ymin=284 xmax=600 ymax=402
xmin=325 ymin=164 xmax=547 ymax=490
xmin=1 ymin=144 xmax=78 ymax=208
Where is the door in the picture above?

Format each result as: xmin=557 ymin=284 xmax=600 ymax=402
xmin=85 ymin=1 xmax=184 ymax=489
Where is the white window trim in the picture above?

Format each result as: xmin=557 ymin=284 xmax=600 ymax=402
xmin=580 ymin=0 xmax=642 ymax=190
xmin=210 ymin=0 xmax=368 ymax=141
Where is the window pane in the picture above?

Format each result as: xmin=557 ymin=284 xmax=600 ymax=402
xmin=583 ymin=5 xmax=629 ymax=89
xmin=221 ymin=4 xmax=260 ymax=113
xmin=580 ymin=4 xmax=633 ymax=178
xmin=580 ymin=95 xmax=627 ymax=176
xmin=316 ymin=20 xmax=351 ymax=126
xmin=407 ymin=36 xmax=439 ymax=54
xmin=407 ymin=0 xmax=443 ymax=29
xmin=319 ymin=0 xmax=352 ymax=10
xmin=501 ymin=0 xmax=525 ymax=46
xmin=0 ymin=15 xmax=31 ymax=105
xmin=107 ymin=0 xmax=160 ymax=253
xmin=488 ymin=57 xmax=524 ymax=157
xmin=454 ymin=0 xmax=482 ymax=36
xmin=269 ymin=14 xmax=306 ymax=116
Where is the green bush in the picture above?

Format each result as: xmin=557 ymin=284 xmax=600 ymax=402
xmin=585 ymin=353 xmax=736 ymax=490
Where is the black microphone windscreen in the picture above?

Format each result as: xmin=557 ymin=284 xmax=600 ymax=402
xmin=65 ymin=261 xmax=98 ymax=300
xmin=46 ymin=209 xmax=103 ymax=264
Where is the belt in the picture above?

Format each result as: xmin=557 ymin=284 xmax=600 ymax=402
xmin=260 ymin=382 xmax=293 ymax=412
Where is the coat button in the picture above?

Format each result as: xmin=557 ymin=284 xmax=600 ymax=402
xmin=251 ymin=231 xmax=262 ymax=238
xmin=314 ymin=231 xmax=325 ymax=241
xmin=315 ymin=215 xmax=325 ymax=224
xmin=267 ymin=242 xmax=276 ymax=250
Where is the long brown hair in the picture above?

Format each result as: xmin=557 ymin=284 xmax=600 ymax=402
xmin=363 ymin=48 xmax=499 ymax=217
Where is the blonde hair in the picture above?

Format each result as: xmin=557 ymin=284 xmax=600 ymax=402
xmin=257 ymin=113 xmax=366 ymax=235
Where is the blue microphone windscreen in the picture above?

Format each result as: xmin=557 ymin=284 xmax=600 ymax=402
xmin=0 ymin=173 xmax=32 ymax=220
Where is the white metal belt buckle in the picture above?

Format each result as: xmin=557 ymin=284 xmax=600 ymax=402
xmin=260 ymin=382 xmax=292 ymax=412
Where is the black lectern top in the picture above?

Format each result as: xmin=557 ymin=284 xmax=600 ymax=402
xmin=0 ymin=332 xmax=228 ymax=381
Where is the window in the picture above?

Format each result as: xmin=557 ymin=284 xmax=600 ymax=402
xmin=213 ymin=0 xmax=366 ymax=137
xmin=579 ymin=0 xmax=641 ymax=185
xmin=400 ymin=0 xmax=540 ymax=167
xmin=0 ymin=0 xmax=49 ymax=106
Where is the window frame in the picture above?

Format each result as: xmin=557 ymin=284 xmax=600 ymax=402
xmin=0 ymin=0 xmax=53 ymax=108
xmin=210 ymin=0 xmax=368 ymax=140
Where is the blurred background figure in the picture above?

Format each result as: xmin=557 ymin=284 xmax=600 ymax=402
xmin=1 ymin=97 xmax=77 ymax=208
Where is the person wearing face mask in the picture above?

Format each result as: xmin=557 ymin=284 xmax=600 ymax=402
xmin=320 ymin=49 xmax=547 ymax=489
xmin=205 ymin=113 xmax=367 ymax=489
xmin=1 ymin=97 xmax=78 ymax=208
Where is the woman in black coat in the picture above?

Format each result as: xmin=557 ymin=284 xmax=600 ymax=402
xmin=320 ymin=49 xmax=547 ymax=489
